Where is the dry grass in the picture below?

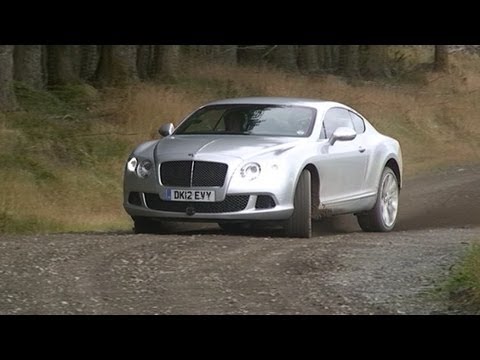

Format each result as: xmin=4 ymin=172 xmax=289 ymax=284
xmin=1 ymin=52 xmax=480 ymax=233
xmin=119 ymin=54 xmax=480 ymax=176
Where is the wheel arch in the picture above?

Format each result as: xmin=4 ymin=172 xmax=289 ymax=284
xmin=303 ymin=164 xmax=320 ymax=219
xmin=384 ymin=158 xmax=401 ymax=189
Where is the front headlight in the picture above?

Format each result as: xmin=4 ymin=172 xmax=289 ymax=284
xmin=240 ymin=162 xmax=261 ymax=181
xmin=136 ymin=160 xmax=153 ymax=178
xmin=127 ymin=157 xmax=137 ymax=172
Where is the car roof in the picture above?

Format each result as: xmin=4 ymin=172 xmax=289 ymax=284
xmin=204 ymin=97 xmax=333 ymax=107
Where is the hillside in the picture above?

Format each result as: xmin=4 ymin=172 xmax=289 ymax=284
xmin=1 ymin=53 xmax=480 ymax=233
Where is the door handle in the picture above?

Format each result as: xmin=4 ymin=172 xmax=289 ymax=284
xmin=358 ymin=146 xmax=366 ymax=153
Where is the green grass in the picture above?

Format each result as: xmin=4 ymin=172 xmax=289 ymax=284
xmin=14 ymin=82 xmax=99 ymax=114
xmin=443 ymin=244 xmax=480 ymax=314
xmin=0 ymin=153 xmax=56 ymax=183
xmin=0 ymin=211 xmax=64 ymax=234
xmin=0 ymin=84 xmax=131 ymax=234
xmin=3 ymin=106 xmax=128 ymax=167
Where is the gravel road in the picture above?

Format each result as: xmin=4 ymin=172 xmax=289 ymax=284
xmin=1 ymin=165 xmax=479 ymax=315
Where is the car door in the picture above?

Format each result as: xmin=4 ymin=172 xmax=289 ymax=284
xmin=315 ymin=107 xmax=369 ymax=206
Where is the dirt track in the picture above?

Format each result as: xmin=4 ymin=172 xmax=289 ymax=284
xmin=0 ymin=165 xmax=479 ymax=314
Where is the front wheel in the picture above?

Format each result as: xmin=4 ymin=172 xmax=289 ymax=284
xmin=285 ymin=169 xmax=312 ymax=238
xmin=357 ymin=167 xmax=399 ymax=232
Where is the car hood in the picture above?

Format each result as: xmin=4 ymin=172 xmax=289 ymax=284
xmin=155 ymin=135 xmax=305 ymax=160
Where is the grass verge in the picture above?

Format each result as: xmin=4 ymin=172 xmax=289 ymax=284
xmin=442 ymin=243 xmax=480 ymax=314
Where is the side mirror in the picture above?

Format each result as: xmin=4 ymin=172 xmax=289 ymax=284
xmin=329 ymin=127 xmax=357 ymax=146
xmin=159 ymin=123 xmax=174 ymax=137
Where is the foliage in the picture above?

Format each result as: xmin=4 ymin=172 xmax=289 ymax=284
xmin=443 ymin=244 xmax=480 ymax=314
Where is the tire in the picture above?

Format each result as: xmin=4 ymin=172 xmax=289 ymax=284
xmin=285 ymin=169 xmax=312 ymax=238
xmin=357 ymin=167 xmax=399 ymax=232
xmin=133 ymin=217 xmax=162 ymax=234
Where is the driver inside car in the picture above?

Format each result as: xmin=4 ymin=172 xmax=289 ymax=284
xmin=224 ymin=110 xmax=247 ymax=132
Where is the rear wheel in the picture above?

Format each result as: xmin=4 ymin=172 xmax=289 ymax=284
xmin=357 ymin=167 xmax=399 ymax=232
xmin=285 ymin=169 xmax=312 ymax=238
xmin=133 ymin=217 xmax=163 ymax=234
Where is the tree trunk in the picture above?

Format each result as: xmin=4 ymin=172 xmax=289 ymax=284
xmin=47 ymin=45 xmax=81 ymax=86
xmin=320 ymin=46 xmax=333 ymax=71
xmin=209 ymin=45 xmax=222 ymax=60
xmin=80 ymin=45 xmax=99 ymax=82
xmin=13 ymin=45 xmax=43 ymax=89
xmin=96 ymin=45 xmax=138 ymax=87
xmin=316 ymin=46 xmax=326 ymax=71
xmin=0 ymin=45 xmax=18 ymax=111
xmin=152 ymin=45 xmax=180 ymax=81
xmin=238 ymin=45 xmax=270 ymax=65
xmin=271 ymin=45 xmax=298 ymax=71
xmin=358 ymin=45 xmax=370 ymax=75
xmin=330 ymin=45 xmax=340 ymax=72
xmin=298 ymin=45 xmax=319 ymax=73
xmin=213 ymin=45 xmax=237 ymax=66
xmin=321 ymin=45 xmax=338 ymax=73
xmin=41 ymin=45 xmax=48 ymax=86
xmin=339 ymin=45 xmax=360 ymax=77
xmin=194 ymin=45 xmax=209 ymax=58
xmin=434 ymin=45 xmax=449 ymax=72
xmin=365 ymin=45 xmax=390 ymax=78
xmin=338 ymin=46 xmax=348 ymax=74
xmin=136 ymin=45 xmax=152 ymax=80
xmin=71 ymin=45 xmax=82 ymax=78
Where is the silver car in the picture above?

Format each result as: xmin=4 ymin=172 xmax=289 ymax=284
xmin=123 ymin=97 xmax=402 ymax=238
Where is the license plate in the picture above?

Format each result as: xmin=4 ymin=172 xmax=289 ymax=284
xmin=166 ymin=189 xmax=216 ymax=202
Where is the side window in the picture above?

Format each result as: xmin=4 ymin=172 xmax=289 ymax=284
xmin=349 ymin=111 xmax=366 ymax=134
xmin=320 ymin=108 xmax=354 ymax=139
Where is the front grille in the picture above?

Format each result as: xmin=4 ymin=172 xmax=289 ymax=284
xmin=255 ymin=195 xmax=276 ymax=209
xmin=160 ymin=161 xmax=228 ymax=187
xmin=160 ymin=161 xmax=191 ymax=187
xmin=144 ymin=193 xmax=249 ymax=213
xmin=192 ymin=161 xmax=228 ymax=187
xmin=128 ymin=192 xmax=142 ymax=206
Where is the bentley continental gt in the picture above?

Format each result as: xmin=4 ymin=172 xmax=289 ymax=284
xmin=123 ymin=97 xmax=402 ymax=238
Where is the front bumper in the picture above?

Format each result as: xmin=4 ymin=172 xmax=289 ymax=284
xmin=123 ymin=192 xmax=294 ymax=221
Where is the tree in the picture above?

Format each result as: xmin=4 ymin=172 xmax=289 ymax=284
xmin=217 ymin=45 xmax=237 ymax=66
xmin=96 ymin=45 xmax=138 ymax=87
xmin=186 ymin=45 xmax=209 ymax=59
xmin=330 ymin=45 xmax=341 ymax=72
xmin=316 ymin=45 xmax=329 ymax=71
xmin=319 ymin=46 xmax=338 ymax=73
xmin=364 ymin=45 xmax=390 ymax=78
xmin=80 ymin=45 xmax=99 ymax=82
xmin=271 ymin=45 xmax=298 ymax=71
xmin=209 ymin=45 xmax=222 ymax=60
xmin=237 ymin=45 xmax=270 ymax=65
xmin=298 ymin=45 xmax=319 ymax=73
xmin=434 ymin=45 xmax=449 ymax=72
xmin=46 ymin=45 xmax=81 ymax=86
xmin=0 ymin=45 xmax=18 ymax=111
xmin=136 ymin=45 xmax=153 ymax=80
xmin=13 ymin=45 xmax=43 ymax=89
xmin=339 ymin=45 xmax=360 ymax=77
xmin=152 ymin=45 xmax=181 ymax=81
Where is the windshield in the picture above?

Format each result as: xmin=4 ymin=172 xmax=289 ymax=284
xmin=174 ymin=104 xmax=317 ymax=137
